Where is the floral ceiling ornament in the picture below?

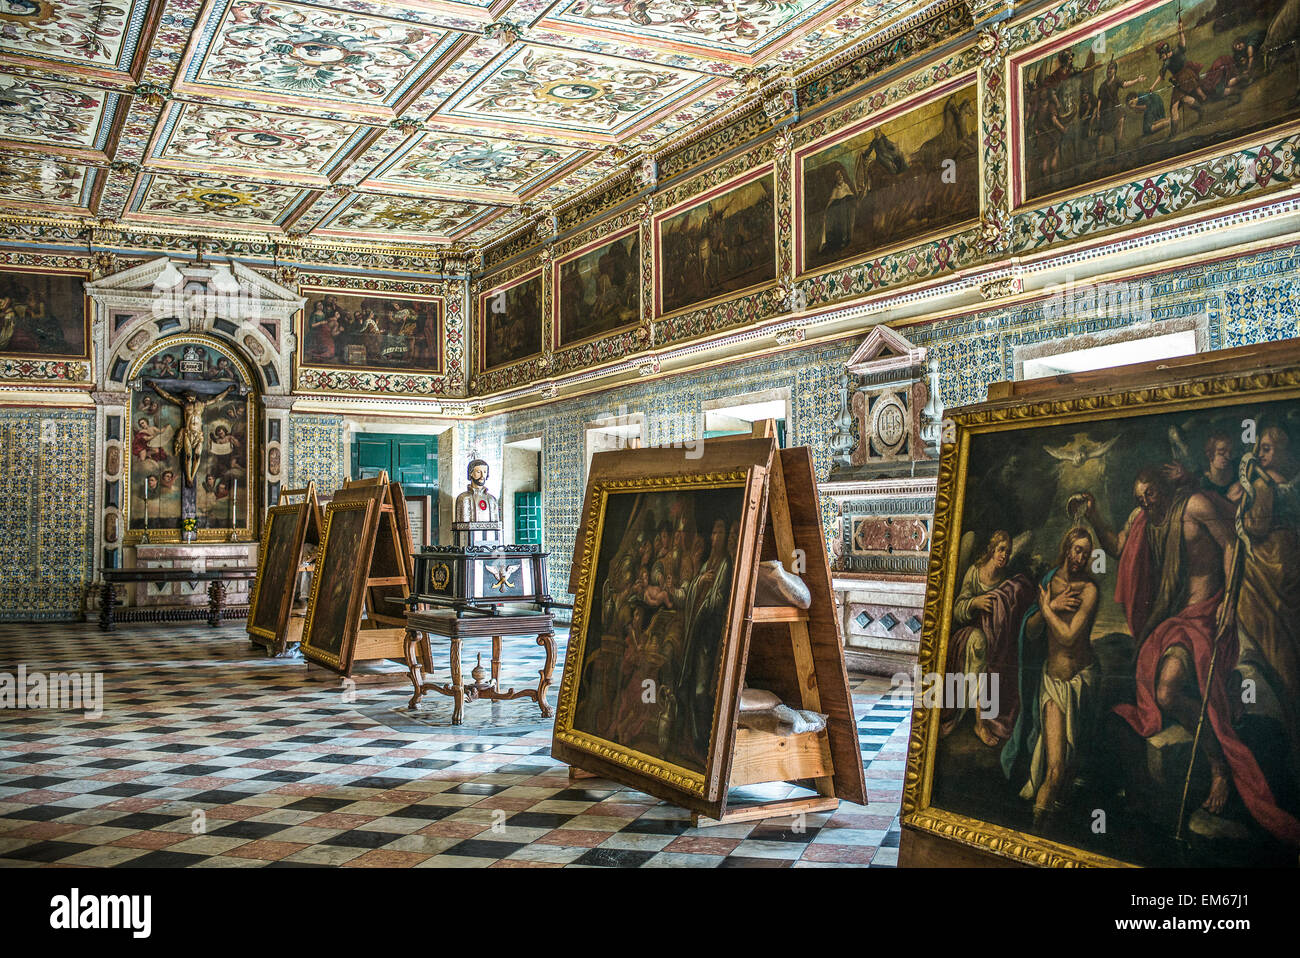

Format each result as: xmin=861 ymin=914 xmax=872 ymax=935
xmin=388 ymin=116 xmax=425 ymax=135
xmin=90 ymin=250 xmax=117 ymax=280
xmin=131 ymin=82 xmax=171 ymax=108
xmin=483 ymin=19 xmax=524 ymax=51
xmin=734 ymin=65 xmax=769 ymax=93
xmin=109 ymin=159 xmax=140 ymax=175
xmin=976 ymin=207 xmax=1012 ymax=253
xmin=975 ymin=20 xmax=1010 ymax=70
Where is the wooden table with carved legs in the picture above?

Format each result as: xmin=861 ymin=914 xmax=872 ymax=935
xmin=403 ymin=608 xmax=556 ymax=725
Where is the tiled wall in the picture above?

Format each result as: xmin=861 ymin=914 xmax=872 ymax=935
xmin=287 ymin=414 xmax=347 ymax=497
xmin=0 ymin=408 xmax=96 ymax=621
xmin=467 ymin=241 xmax=1300 ymax=601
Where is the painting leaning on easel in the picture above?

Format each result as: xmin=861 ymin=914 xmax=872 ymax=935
xmin=911 ymin=383 xmax=1300 ymax=866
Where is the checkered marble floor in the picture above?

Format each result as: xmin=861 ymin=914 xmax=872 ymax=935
xmin=0 ymin=621 xmax=911 ymax=868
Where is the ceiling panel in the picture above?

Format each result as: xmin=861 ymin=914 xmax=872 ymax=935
xmin=0 ymin=0 xmax=933 ymax=246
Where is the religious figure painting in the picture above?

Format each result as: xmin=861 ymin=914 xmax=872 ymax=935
xmin=800 ymin=83 xmax=978 ymax=273
xmin=300 ymin=289 xmax=442 ymax=374
xmin=556 ymin=229 xmax=640 ymax=347
xmin=480 ymin=273 xmax=542 ymax=371
xmin=0 ymin=270 xmax=88 ymax=359
xmin=565 ymin=483 xmax=748 ymax=777
xmin=908 ymin=382 xmax=1300 ymax=867
xmin=656 ymin=171 xmax=776 ymax=317
xmin=128 ymin=341 xmax=251 ymax=536
xmin=1016 ymin=0 xmax=1300 ymax=205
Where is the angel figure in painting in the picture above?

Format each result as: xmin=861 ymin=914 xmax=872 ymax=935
xmin=150 ymin=383 xmax=235 ymax=484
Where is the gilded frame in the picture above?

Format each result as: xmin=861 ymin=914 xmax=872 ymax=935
xmin=0 ymin=264 xmax=92 ymax=364
xmin=123 ymin=334 xmax=257 ymax=544
xmin=477 ymin=268 xmax=544 ymax=374
xmin=652 ymin=163 xmax=778 ymax=320
xmin=246 ymin=501 xmax=309 ymax=646
xmin=295 ymin=283 xmax=446 ymax=381
xmin=553 ymin=469 xmax=761 ymax=804
xmin=794 ymin=73 xmax=980 ymax=279
xmin=901 ymin=363 xmax=1300 ymax=868
xmin=552 ymin=223 xmax=642 ymax=350
xmin=1008 ymin=0 xmax=1300 ymax=212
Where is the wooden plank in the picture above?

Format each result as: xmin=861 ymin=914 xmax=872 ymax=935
xmin=351 ymin=627 xmax=407 ymax=660
xmin=692 ymin=795 xmax=839 ymax=828
xmin=728 ymin=727 xmax=832 ymax=787
xmin=751 ymin=606 xmax=808 ymax=623
xmin=778 ymin=446 xmax=868 ymax=806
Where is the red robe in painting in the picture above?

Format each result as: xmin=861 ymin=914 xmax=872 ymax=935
xmin=1112 ymin=506 xmax=1300 ymax=845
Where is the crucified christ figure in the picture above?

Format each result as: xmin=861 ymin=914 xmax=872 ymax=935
xmin=150 ymin=382 xmax=235 ymax=484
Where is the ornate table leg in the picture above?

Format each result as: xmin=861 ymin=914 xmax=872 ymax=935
xmin=449 ymin=632 xmax=464 ymax=725
xmin=404 ymin=628 xmax=425 ymax=710
xmin=536 ymin=630 xmax=556 ymax=718
xmin=491 ymin=634 xmax=501 ymax=690
xmin=207 ymin=579 xmax=226 ymax=627
xmin=99 ymin=581 xmax=116 ymax=633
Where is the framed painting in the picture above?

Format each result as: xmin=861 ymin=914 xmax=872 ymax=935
xmin=555 ymin=227 xmax=641 ymax=348
xmin=1012 ymin=0 xmax=1300 ymax=207
xmin=125 ymin=337 xmax=255 ymax=542
xmin=301 ymin=496 xmax=378 ymax=673
xmin=903 ymin=350 xmax=1300 ymax=867
xmin=247 ymin=502 xmax=310 ymax=649
xmin=478 ymin=270 xmax=542 ymax=372
xmin=0 ymin=268 xmax=89 ymax=360
xmin=798 ymin=79 xmax=978 ymax=275
xmin=553 ymin=466 xmax=766 ymax=809
xmin=298 ymin=287 xmax=443 ymax=375
xmin=654 ymin=167 xmax=776 ymax=318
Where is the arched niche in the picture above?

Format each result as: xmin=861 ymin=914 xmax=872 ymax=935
xmin=124 ymin=334 xmax=258 ymax=543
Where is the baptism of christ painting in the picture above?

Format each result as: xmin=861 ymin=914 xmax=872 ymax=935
xmin=912 ymin=385 xmax=1300 ymax=867
xmin=1017 ymin=0 xmax=1300 ymax=204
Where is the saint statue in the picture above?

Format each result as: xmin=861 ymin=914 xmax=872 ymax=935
xmin=150 ymin=382 xmax=235 ymax=484
xmin=452 ymin=458 xmax=502 ymax=546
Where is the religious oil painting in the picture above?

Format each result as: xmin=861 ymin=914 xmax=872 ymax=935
xmin=1017 ymin=0 xmax=1300 ymax=204
xmin=656 ymin=170 xmax=776 ymax=317
xmin=800 ymin=83 xmax=978 ymax=273
xmin=908 ymin=381 xmax=1300 ymax=867
xmin=556 ymin=229 xmax=640 ymax=347
xmin=248 ymin=505 xmax=304 ymax=643
xmin=300 ymin=289 xmax=442 ymax=374
xmin=0 ymin=269 xmax=88 ymax=359
xmin=127 ymin=340 xmax=252 ymax=538
xmin=303 ymin=500 xmax=373 ymax=665
xmin=480 ymin=272 xmax=542 ymax=371
xmin=563 ymin=482 xmax=748 ymax=781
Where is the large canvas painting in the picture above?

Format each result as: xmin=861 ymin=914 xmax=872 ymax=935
xmin=0 ymin=270 xmax=88 ymax=359
xmin=907 ymin=373 xmax=1300 ymax=866
xmin=247 ymin=504 xmax=306 ymax=644
xmin=302 ymin=499 xmax=374 ymax=668
xmin=1017 ymin=0 xmax=1300 ymax=204
xmin=556 ymin=229 xmax=641 ymax=347
xmin=801 ymin=83 xmax=978 ymax=272
xmin=656 ymin=171 xmax=776 ymax=317
xmin=480 ymin=272 xmax=542 ymax=371
xmin=128 ymin=341 xmax=251 ymax=536
xmin=300 ymin=289 xmax=441 ymax=373
xmin=561 ymin=480 xmax=750 ymax=782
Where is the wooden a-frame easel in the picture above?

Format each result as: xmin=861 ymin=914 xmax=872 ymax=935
xmin=301 ymin=471 xmax=415 ymax=677
xmin=556 ymin=421 xmax=867 ymax=826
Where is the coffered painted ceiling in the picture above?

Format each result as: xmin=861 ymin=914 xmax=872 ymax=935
xmin=0 ymin=0 xmax=928 ymax=250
